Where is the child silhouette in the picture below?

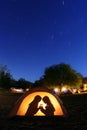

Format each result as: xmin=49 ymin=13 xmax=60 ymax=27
xmin=40 ymin=96 xmax=55 ymax=116
xmin=25 ymin=95 xmax=41 ymax=116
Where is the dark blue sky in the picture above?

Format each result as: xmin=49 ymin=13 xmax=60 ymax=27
xmin=0 ymin=0 xmax=87 ymax=82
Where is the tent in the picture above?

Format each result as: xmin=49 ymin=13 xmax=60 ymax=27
xmin=9 ymin=87 xmax=67 ymax=117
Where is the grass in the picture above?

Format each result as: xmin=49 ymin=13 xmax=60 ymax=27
xmin=0 ymin=90 xmax=87 ymax=130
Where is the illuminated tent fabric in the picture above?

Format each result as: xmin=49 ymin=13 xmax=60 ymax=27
xmin=9 ymin=88 xmax=67 ymax=117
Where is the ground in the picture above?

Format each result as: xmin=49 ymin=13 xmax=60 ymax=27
xmin=0 ymin=90 xmax=87 ymax=130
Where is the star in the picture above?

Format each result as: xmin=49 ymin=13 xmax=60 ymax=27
xmin=51 ymin=35 xmax=55 ymax=40
xmin=62 ymin=1 xmax=65 ymax=6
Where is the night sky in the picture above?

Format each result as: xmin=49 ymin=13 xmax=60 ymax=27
xmin=0 ymin=0 xmax=87 ymax=82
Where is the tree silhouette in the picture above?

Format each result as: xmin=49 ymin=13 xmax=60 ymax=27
xmin=39 ymin=63 xmax=83 ymax=88
xmin=0 ymin=64 xmax=12 ymax=89
xmin=17 ymin=78 xmax=33 ymax=89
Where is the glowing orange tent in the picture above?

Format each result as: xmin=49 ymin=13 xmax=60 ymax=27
xmin=9 ymin=88 xmax=67 ymax=117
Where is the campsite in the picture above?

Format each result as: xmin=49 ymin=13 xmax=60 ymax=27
xmin=0 ymin=89 xmax=87 ymax=130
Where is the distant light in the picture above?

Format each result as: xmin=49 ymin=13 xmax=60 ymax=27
xmin=61 ymin=87 xmax=67 ymax=93
xmin=10 ymin=87 xmax=24 ymax=93
xmin=72 ymin=88 xmax=78 ymax=93
xmin=25 ymin=88 xmax=30 ymax=91
xmin=54 ymin=88 xmax=58 ymax=93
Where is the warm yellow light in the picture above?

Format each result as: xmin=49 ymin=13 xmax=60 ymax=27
xmin=10 ymin=87 xmax=24 ymax=93
xmin=54 ymin=88 xmax=60 ymax=94
xmin=38 ymin=100 xmax=47 ymax=110
xmin=61 ymin=87 xmax=67 ymax=92
xmin=16 ymin=92 xmax=64 ymax=116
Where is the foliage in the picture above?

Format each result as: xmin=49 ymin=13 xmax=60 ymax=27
xmin=0 ymin=63 xmax=84 ymax=89
xmin=33 ymin=79 xmax=44 ymax=88
xmin=0 ymin=64 xmax=33 ymax=89
xmin=0 ymin=64 xmax=12 ymax=89
xmin=17 ymin=78 xmax=33 ymax=89
xmin=39 ymin=63 xmax=83 ymax=89
xmin=82 ymin=77 xmax=87 ymax=84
